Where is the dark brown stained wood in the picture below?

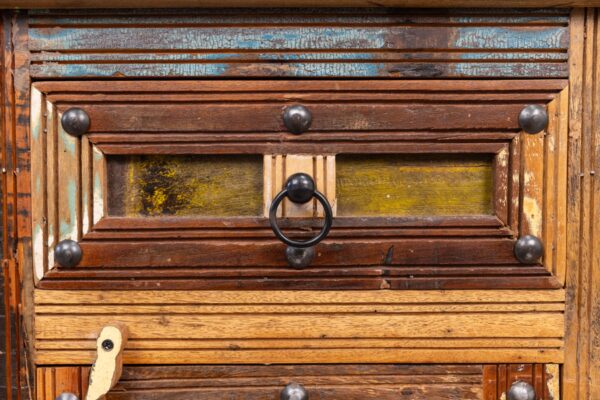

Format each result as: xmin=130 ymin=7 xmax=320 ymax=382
xmin=107 ymin=155 xmax=263 ymax=217
xmin=35 ymin=364 xmax=560 ymax=400
xmin=25 ymin=9 xmax=570 ymax=79
xmin=28 ymin=79 xmax=567 ymax=290
xmin=1 ymin=11 xmax=31 ymax=400
xmin=3 ymin=1 xmax=600 ymax=7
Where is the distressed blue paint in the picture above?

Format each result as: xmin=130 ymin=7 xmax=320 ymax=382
xmin=32 ymin=51 xmax=567 ymax=63
xmin=27 ymin=9 xmax=570 ymax=79
xmin=30 ymin=61 xmax=568 ymax=78
xmin=452 ymin=62 xmax=567 ymax=77
xmin=29 ymin=25 xmax=568 ymax=52
xmin=455 ymin=27 xmax=567 ymax=50
xmin=60 ymin=126 xmax=77 ymax=155
xmin=59 ymin=180 xmax=77 ymax=239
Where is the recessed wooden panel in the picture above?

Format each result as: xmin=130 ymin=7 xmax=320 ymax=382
xmin=107 ymin=155 xmax=263 ymax=217
xmin=337 ymin=154 xmax=493 ymax=217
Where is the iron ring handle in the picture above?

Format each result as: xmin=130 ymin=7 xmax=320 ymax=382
xmin=268 ymin=174 xmax=333 ymax=249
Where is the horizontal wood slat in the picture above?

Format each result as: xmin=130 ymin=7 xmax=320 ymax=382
xmin=33 ymin=289 xmax=565 ymax=365
xmin=26 ymin=9 xmax=570 ymax=78
xmin=36 ymin=364 xmax=560 ymax=400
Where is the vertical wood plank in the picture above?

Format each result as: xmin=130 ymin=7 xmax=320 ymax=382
xmin=91 ymin=145 xmax=106 ymax=225
xmin=587 ymin=9 xmax=600 ymax=399
xmin=57 ymin=112 xmax=80 ymax=242
xmin=563 ymin=7 xmax=588 ymax=400
xmin=554 ymin=88 xmax=569 ymax=285
xmin=45 ymin=101 xmax=56 ymax=271
xmin=80 ymin=136 xmax=92 ymax=236
xmin=520 ymin=113 xmax=545 ymax=238
xmin=30 ymin=87 xmax=44 ymax=281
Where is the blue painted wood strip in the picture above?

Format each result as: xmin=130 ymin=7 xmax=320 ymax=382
xmin=30 ymin=62 xmax=568 ymax=78
xmin=31 ymin=52 xmax=569 ymax=62
xmin=27 ymin=9 xmax=570 ymax=78
xmin=29 ymin=26 xmax=568 ymax=51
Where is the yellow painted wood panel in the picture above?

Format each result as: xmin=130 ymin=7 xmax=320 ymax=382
xmin=107 ymin=155 xmax=263 ymax=217
xmin=336 ymin=154 xmax=493 ymax=216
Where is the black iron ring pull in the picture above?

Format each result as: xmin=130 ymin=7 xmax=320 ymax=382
xmin=269 ymin=173 xmax=333 ymax=249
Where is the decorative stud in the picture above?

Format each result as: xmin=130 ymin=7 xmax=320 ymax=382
xmin=55 ymin=393 xmax=79 ymax=400
xmin=61 ymin=108 xmax=90 ymax=136
xmin=519 ymin=104 xmax=548 ymax=134
xmin=285 ymin=246 xmax=316 ymax=269
xmin=280 ymin=383 xmax=309 ymax=400
xmin=514 ymin=235 xmax=544 ymax=264
xmin=55 ymin=239 xmax=83 ymax=268
xmin=285 ymin=173 xmax=316 ymax=204
xmin=283 ymin=105 xmax=312 ymax=134
xmin=102 ymin=339 xmax=115 ymax=352
xmin=507 ymin=381 xmax=536 ymax=400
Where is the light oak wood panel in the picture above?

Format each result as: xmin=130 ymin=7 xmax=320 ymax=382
xmin=34 ymin=289 xmax=565 ymax=365
xmin=563 ymin=8 xmax=600 ymax=400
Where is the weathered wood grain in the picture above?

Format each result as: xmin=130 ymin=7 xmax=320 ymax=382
xmin=336 ymin=154 xmax=493 ymax=217
xmin=33 ymin=289 xmax=565 ymax=365
xmin=36 ymin=363 xmax=563 ymax=400
xmin=563 ymin=8 xmax=600 ymax=400
xmin=25 ymin=9 xmax=570 ymax=79
xmin=29 ymin=79 xmax=568 ymax=289
xmin=108 ymin=155 xmax=263 ymax=217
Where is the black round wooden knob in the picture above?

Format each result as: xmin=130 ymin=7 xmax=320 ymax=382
xmin=55 ymin=239 xmax=83 ymax=268
xmin=285 ymin=246 xmax=315 ymax=269
xmin=519 ymin=104 xmax=548 ymax=134
xmin=55 ymin=393 xmax=79 ymax=400
xmin=514 ymin=235 xmax=544 ymax=264
xmin=280 ymin=383 xmax=308 ymax=400
xmin=61 ymin=107 xmax=90 ymax=136
xmin=283 ymin=105 xmax=312 ymax=134
xmin=285 ymin=173 xmax=315 ymax=204
xmin=508 ymin=381 xmax=536 ymax=400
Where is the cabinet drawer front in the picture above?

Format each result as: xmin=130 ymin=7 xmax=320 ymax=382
xmin=37 ymin=364 xmax=559 ymax=400
xmin=31 ymin=80 xmax=568 ymax=290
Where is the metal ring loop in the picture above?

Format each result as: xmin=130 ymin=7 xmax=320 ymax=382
xmin=269 ymin=189 xmax=333 ymax=248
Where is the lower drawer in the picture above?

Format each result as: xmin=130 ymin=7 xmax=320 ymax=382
xmin=37 ymin=364 xmax=558 ymax=400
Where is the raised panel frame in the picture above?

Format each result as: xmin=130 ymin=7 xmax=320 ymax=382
xmin=31 ymin=80 xmax=568 ymax=290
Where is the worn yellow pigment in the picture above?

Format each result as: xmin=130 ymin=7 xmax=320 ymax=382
xmin=336 ymin=154 xmax=493 ymax=217
xmin=124 ymin=155 xmax=263 ymax=217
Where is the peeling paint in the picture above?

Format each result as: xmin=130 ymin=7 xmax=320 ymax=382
xmin=523 ymin=196 xmax=542 ymax=236
xmin=33 ymin=224 xmax=44 ymax=280
xmin=59 ymin=179 xmax=78 ymax=240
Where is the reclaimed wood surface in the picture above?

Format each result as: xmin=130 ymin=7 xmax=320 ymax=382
xmin=4 ymin=0 xmax=600 ymax=7
xmin=563 ymin=8 xmax=600 ymax=400
xmin=29 ymin=80 xmax=567 ymax=290
xmin=336 ymin=154 xmax=493 ymax=217
xmin=33 ymin=289 xmax=565 ymax=365
xmin=25 ymin=9 xmax=569 ymax=79
xmin=108 ymin=155 xmax=263 ymax=217
xmin=35 ymin=364 xmax=559 ymax=400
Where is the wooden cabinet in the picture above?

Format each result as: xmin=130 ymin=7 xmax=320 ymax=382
xmin=0 ymin=5 xmax=599 ymax=400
